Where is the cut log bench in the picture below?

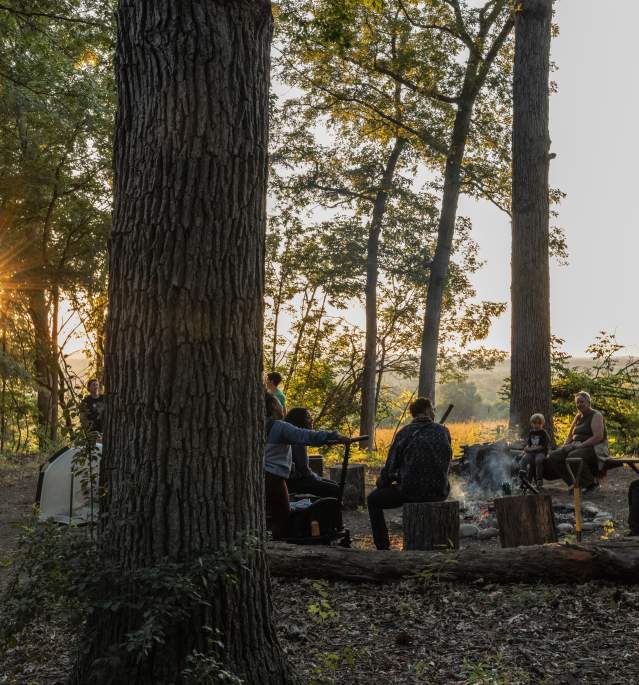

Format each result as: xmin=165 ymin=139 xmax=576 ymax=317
xmin=403 ymin=501 xmax=460 ymax=551
xmin=328 ymin=463 xmax=365 ymax=509
xmin=494 ymin=494 xmax=557 ymax=548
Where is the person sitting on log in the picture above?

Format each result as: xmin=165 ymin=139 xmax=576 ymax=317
xmin=367 ymin=397 xmax=452 ymax=550
xmin=264 ymin=393 xmax=349 ymax=540
xmin=521 ymin=413 xmax=550 ymax=488
xmin=546 ymin=391 xmax=609 ymax=492
xmin=284 ymin=407 xmax=340 ymax=500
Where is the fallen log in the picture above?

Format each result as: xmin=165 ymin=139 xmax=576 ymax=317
xmin=267 ymin=539 xmax=639 ymax=585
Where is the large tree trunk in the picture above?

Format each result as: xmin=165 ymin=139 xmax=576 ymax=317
xmin=359 ymin=137 xmax=405 ymax=448
xmin=417 ymin=102 xmax=473 ymax=402
xmin=75 ymin=2 xmax=294 ymax=684
xmin=267 ymin=539 xmax=639 ymax=585
xmin=509 ymin=0 xmax=553 ymax=438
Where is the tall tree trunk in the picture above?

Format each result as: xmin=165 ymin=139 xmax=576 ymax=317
xmin=359 ymin=137 xmax=405 ymax=448
xmin=49 ymin=284 xmax=59 ymax=443
xmin=75 ymin=2 xmax=294 ymax=684
xmin=509 ymin=0 xmax=553 ymax=438
xmin=27 ymin=289 xmax=51 ymax=445
xmin=0 ymin=330 xmax=6 ymax=453
xmin=417 ymin=4 xmax=514 ymax=404
xmin=417 ymin=101 xmax=474 ymax=402
xmin=58 ymin=365 xmax=75 ymax=438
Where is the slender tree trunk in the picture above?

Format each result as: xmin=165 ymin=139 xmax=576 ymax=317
xmin=49 ymin=284 xmax=59 ymax=443
xmin=58 ymin=366 xmax=75 ymax=438
xmin=417 ymin=101 xmax=474 ymax=402
xmin=303 ymin=292 xmax=327 ymax=389
xmin=284 ymin=285 xmax=317 ymax=391
xmin=510 ymin=0 xmax=553 ymax=438
xmin=417 ymin=5 xmax=514 ymax=403
xmin=27 ymin=289 xmax=51 ymax=445
xmin=375 ymin=340 xmax=386 ymax=411
xmin=0 ymin=330 xmax=6 ymax=452
xmin=75 ymin=2 xmax=294 ymax=684
xmin=270 ymin=244 xmax=291 ymax=370
xmin=360 ymin=137 xmax=405 ymax=448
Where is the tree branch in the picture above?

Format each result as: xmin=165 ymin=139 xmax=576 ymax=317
xmin=442 ymin=0 xmax=477 ymax=54
xmin=0 ymin=3 xmax=109 ymax=29
xmin=371 ymin=57 xmax=460 ymax=104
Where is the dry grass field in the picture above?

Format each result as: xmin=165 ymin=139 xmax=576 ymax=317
xmin=376 ymin=420 xmax=509 ymax=457
xmin=325 ymin=420 xmax=510 ymax=468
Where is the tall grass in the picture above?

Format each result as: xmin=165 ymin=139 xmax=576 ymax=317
xmin=376 ymin=420 xmax=509 ymax=457
xmin=324 ymin=420 xmax=509 ymax=468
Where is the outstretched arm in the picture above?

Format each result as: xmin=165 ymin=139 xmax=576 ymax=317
xmin=275 ymin=421 xmax=348 ymax=447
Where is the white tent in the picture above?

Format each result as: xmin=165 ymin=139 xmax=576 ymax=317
xmin=36 ymin=444 xmax=102 ymax=524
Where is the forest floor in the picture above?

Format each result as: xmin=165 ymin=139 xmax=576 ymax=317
xmin=1 ymin=458 xmax=638 ymax=684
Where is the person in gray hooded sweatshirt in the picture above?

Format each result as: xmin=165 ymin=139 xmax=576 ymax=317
xmin=264 ymin=392 xmax=349 ymax=539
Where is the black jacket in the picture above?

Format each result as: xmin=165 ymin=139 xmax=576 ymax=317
xmin=380 ymin=416 xmax=452 ymax=501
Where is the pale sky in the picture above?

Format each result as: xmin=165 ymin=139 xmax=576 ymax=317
xmin=469 ymin=0 xmax=638 ymax=356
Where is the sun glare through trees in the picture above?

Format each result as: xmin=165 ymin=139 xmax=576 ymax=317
xmin=0 ymin=1 xmax=638 ymax=684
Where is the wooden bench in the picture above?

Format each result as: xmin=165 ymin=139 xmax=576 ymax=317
xmin=402 ymin=500 xmax=460 ymax=551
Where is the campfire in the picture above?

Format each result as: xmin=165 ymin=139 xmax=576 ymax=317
xmin=451 ymin=442 xmax=614 ymax=539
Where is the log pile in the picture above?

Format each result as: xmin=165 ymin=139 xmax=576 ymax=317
xmin=267 ymin=539 xmax=639 ymax=585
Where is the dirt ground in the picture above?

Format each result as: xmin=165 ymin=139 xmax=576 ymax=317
xmin=0 ymin=454 xmax=41 ymax=590
xmin=1 ymin=458 xmax=638 ymax=684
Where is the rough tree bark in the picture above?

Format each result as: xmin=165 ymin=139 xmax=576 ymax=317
xmin=509 ymin=0 xmax=554 ymax=437
xmin=75 ymin=2 xmax=295 ymax=684
xmin=359 ymin=137 xmax=406 ymax=449
xmin=267 ymin=539 xmax=639 ymax=585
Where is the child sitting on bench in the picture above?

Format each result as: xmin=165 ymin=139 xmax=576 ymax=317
xmin=522 ymin=413 xmax=550 ymax=488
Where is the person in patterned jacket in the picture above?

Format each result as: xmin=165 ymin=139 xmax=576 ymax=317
xmin=367 ymin=397 xmax=452 ymax=550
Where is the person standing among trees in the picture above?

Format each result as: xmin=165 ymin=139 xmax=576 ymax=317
xmin=266 ymin=371 xmax=286 ymax=413
xmin=78 ymin=378 xmax=104 ymax=435
xmin=367 ymin=397 xmax=452 ymax=550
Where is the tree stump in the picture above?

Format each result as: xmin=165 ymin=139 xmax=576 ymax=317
xmin=495 ymin=494 xmax=557 ymax=548
xmin=308 ymin=455 xmax=323 ymax=477
xmin=403 ymin=501 xmax=460 ymax=551
xmin=329 ymin=463 xmax=365 ymax=510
